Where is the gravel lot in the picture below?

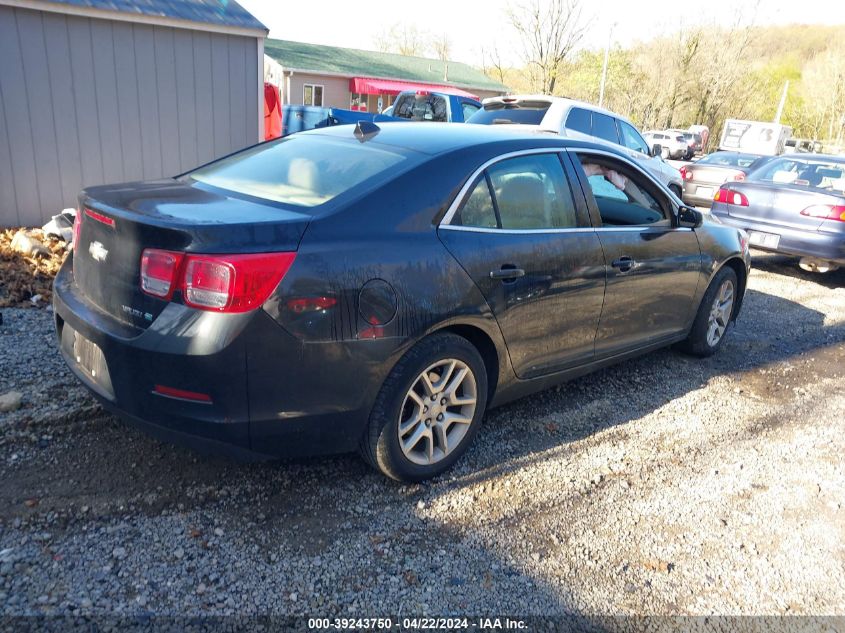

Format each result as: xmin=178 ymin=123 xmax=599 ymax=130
xmin=1 ymin=252 xmax=844 ymax=619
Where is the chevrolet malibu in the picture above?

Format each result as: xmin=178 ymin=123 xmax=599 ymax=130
xmin=54 ymin=123 xmax=750 ymax=481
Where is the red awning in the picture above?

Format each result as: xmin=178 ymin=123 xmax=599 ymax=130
xmin=349 ymin=77 xmax=479 ymax=100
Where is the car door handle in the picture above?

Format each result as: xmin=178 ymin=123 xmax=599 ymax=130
xmin=489 ymin=266 xmax=525 ymax=281
xmin=611 ymin=257 xmax=636 ymax=272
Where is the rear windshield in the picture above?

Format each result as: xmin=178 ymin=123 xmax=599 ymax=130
xmin=187 ymin=136 xmax=408 ymax=207
xmin=466 ymin=105 xmax=549 ymax=125
xmin=750 ymin=157 xmax=845 ymax=194
xmin=698 ymin=152 xmax=762 ymax=168
xmin=392 ymin=94 xmax=448 ymax=122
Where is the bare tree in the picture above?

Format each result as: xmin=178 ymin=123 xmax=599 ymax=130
xmin=374 ymin=23 xmax=428 ymax=57
xmin=432 ymin=33 xmax=451 ymax=61
xmin=480 ymin=44 xmax=508 ymax=86
xmin=506 ymin=0 xmax=589 ymax=94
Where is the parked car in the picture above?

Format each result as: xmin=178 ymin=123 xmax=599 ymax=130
xmin=282 ymin=90 xmax=481 ymax=136
xmin=688 ymin=125 xmax=710 ymax=152
xmin=710 ymin=154 xmax=845 ymax=272
xmin=681 ymin=151 xmax=767 ymax=208
xmin=467 ymin=95 xmax=684 ymax=198
xmin=643 ymin=130 xmax=690 ymax=160
xmin=54 ymin=123 xmax=750 ymax=481
xmin=682 ymin=132 xmax=703 ymax=156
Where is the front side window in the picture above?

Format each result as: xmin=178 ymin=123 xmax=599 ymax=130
xmin=303 ymin=84 xmax=324 ymax=107
xmin=592 ymin=113 xmax=620 ymax=144
xmin=188 ymin=136 xmax=409 ymax=208
xmin=618 ymin=120 xmax=650 ymax=154
xmin=577 ymin=154 xmax=669 ymax=227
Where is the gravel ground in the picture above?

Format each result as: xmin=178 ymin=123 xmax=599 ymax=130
xmin=1 ymin=252 xmax=844 ymax=620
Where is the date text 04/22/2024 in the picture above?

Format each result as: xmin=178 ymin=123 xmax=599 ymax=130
xmin=307 ymin=617 xmax=528 ymax=630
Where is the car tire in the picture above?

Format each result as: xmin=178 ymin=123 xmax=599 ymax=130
xmin=678 ymin=266 xmax=738 ymax=357
xmin=360 ymin=333 xmax=488 ymax=482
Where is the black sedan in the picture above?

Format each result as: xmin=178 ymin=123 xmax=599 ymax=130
xmin=680 ymin=151 xmax=766 ymax=208
xmin=54 ymin=123 xmax=750 ymax=481
xmin=711 ymin=154 xmax=845 ymax=273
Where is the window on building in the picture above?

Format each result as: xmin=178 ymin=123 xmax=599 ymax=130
xmin=303 ymin=84 xmax=324 ymax=107
xmin=350 ymin=92 xmax=368 ymax=111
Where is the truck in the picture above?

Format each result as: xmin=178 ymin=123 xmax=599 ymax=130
xmin=718 ymin=119 xmax=793 ymax=156
xmin=281 ymin=90 xmax=481 ymax=136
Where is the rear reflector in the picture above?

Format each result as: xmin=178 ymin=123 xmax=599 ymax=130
xmin=141 ymin=249 xmax=185 ymax=300
xmin=714 ymin=188 xmax=749 ymax=207
xmin=182 ymin=252 xmax=296 ymax=313
xmin=153 ymin=384 xmax=212 ymax=403
xmin=800 ymin=205 xmax=845 ymax=222
xmin=72 ymin=210 xmax=82 ymax=245
xmin=84 ymin=208 xmax=116 ymax=228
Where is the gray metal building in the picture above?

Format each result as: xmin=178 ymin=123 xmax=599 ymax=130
xmin=0 ymin=0 xmax=267 ymax=226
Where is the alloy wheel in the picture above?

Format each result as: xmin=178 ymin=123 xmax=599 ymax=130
xmin=397 ymin=359 xmax=477 ymax=466
xmin=706 ymin=279 xmax=734 ymax=347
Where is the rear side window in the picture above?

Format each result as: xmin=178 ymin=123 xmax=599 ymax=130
xmin=393 ymin=94 xmax=448 ymax=122
xmin=592 ymin=113 xmax=620 ymax=144
xmin=488 ymin=154 xmax=579 ymax=229
xmin=454 ymin=154 xmax=581 ymax=230
xmin=565 ymin=107 xmax=591 ymax=135
xmin=454 ymin=178 xmax=497 ymax=228
xmin=188 ymin=136 xmax=408 ymax=208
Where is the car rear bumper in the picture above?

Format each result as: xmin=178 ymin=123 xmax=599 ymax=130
xmin=683 ymin=183 xmax=718 ymax=208
xmin=53 ymin=256 xmax=390 ymax=460
xmin=710 ymin=207 xmax=845 ymax=264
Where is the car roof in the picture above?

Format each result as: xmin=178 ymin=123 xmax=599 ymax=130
xmin=300 ymin=121 xmax=629 ymax=156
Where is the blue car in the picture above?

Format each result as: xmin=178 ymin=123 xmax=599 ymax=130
xmin=711 ymin=154 xmax=845 ymax=272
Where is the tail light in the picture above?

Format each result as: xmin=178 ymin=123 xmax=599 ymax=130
xmin=141 ymin=250 xmax=296 ymax=313
xmin=72 ymin=211 xmax=82 ymax=246
xmin=141 ymin=249 xmax=184 ymax=300
xmin=84 ymin=208 xmax=115 ymax=228
xmin=680 ymin=166 xmax=692 ymax=180
xmin=714 ymin=188 xmax=749 ymax=206
xmin=800 ymin=205 xmax=845 ymax=222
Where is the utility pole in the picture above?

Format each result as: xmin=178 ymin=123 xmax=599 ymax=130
xmin=598 ymin=25 xmax=614 ymax=107
xmin=774 ymin=80 xmax=789 ymax=124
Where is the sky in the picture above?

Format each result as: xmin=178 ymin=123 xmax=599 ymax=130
xmin=238 ymin=0 xmax=845 ymax=66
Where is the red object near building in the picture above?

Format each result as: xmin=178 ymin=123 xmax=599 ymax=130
xmin=264 ymin=82 xmax=282 ymax=140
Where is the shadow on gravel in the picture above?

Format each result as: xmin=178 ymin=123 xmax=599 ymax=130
xmin=2 ymin=282 xmax=844 ymax=616
xmin=750 ymin=251 xmax=845 ymax=289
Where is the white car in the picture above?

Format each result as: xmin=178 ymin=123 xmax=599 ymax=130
xmin=644 ymin=130 xmax=691 ymax=160
xmin=467 ymin=95 xmax=683 ymax=197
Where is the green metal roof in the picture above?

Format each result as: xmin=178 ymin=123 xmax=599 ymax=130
xmin=264 ymin=39 xmax=507 ymax=93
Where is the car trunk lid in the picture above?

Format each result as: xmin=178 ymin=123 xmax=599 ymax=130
xmin=74 ymin=179 xmax=310 ymax=330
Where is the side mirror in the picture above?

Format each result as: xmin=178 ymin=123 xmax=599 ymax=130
xmin=677 ymin=205 xmax=702 ymax=229
xmin=650 ymin=143 xmax=663 ymax=158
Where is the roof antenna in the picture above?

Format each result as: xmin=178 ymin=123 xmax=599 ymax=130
xmin=354 ymin=120 xmax=380 ymax=143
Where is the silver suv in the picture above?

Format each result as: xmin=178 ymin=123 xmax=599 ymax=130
xmin=467 ymin=95 xmax=683 ymax=197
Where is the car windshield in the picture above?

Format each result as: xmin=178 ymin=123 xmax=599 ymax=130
xmin=698 ymin=152 xmax=762 ymax=168
xmin=187 ymin=135 xmax=409 ymax=208
xmin=749 ymin=157 xmax=845 ymax=193
xmin=466 ymin=104 xmax=549 ymax=125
